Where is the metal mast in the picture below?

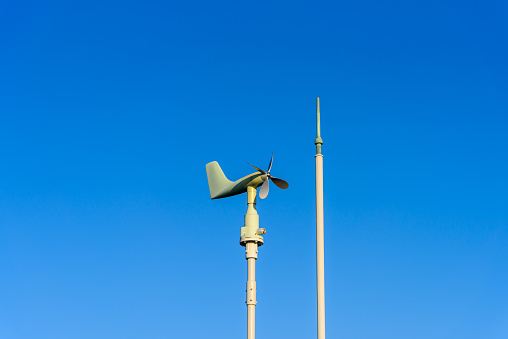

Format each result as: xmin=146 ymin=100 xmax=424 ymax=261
xmin=315 ymin=97 xmax=326 ymax=339
xmin=240 ymin=186 xmax=265 ymax=339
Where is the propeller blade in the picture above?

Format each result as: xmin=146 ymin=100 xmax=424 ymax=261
xmin=267 ymin=153 xmax=273 ymax=173
xmin=259 ymin=177 xmax=270 ymax=199
xmin=270 ymin=177 xmax=289 ymax=189
xmin=248 ymin=163 xmax=266 ymax=174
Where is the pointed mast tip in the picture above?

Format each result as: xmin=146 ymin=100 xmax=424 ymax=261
xmin=315 ymin=97 xmax=323 ymax=154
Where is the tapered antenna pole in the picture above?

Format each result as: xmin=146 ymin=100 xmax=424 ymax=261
xmin=315 ymin=97 xmax=325 ymax=339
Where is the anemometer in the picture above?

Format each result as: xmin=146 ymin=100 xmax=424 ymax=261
xmin=206 ymin=153 xmax=289 ymax=339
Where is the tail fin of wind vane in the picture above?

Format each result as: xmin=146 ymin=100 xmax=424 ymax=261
xmin=206 ymin=161 xmax=233 ymax=199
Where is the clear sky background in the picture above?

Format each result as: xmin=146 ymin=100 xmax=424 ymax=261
xmin=1 ymin=0 xmax=507 ymax=338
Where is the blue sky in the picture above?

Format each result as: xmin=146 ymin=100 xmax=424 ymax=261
xmin=1 ymin=0 xmax=507 ymax=338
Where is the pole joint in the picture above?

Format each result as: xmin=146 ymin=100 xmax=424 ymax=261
xmin=245 ymin=241 xmax=258 ymax=259
xmin=246 ymin=280 xmax=257 ymax=305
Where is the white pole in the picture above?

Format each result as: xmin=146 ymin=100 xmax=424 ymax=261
xmin=242 ymin=186 xmax=261 ymax=339
xmin=315 ymin=97 xmax=326 ymax=339
xmin=246 ymin=242 xmax=258 ymax=339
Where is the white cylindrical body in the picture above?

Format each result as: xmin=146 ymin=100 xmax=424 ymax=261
xmin=245 ymin=241 xmax=258 ymax=339
xmin=315 ymin=154 xmax=325 ymax=339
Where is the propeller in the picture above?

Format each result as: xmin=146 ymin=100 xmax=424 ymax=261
xmin=248 ymin=153 xmax=289 ymax=199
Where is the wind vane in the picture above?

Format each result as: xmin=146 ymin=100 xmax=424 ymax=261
xmin=205 ymin=154 xmax=289 ymax=339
